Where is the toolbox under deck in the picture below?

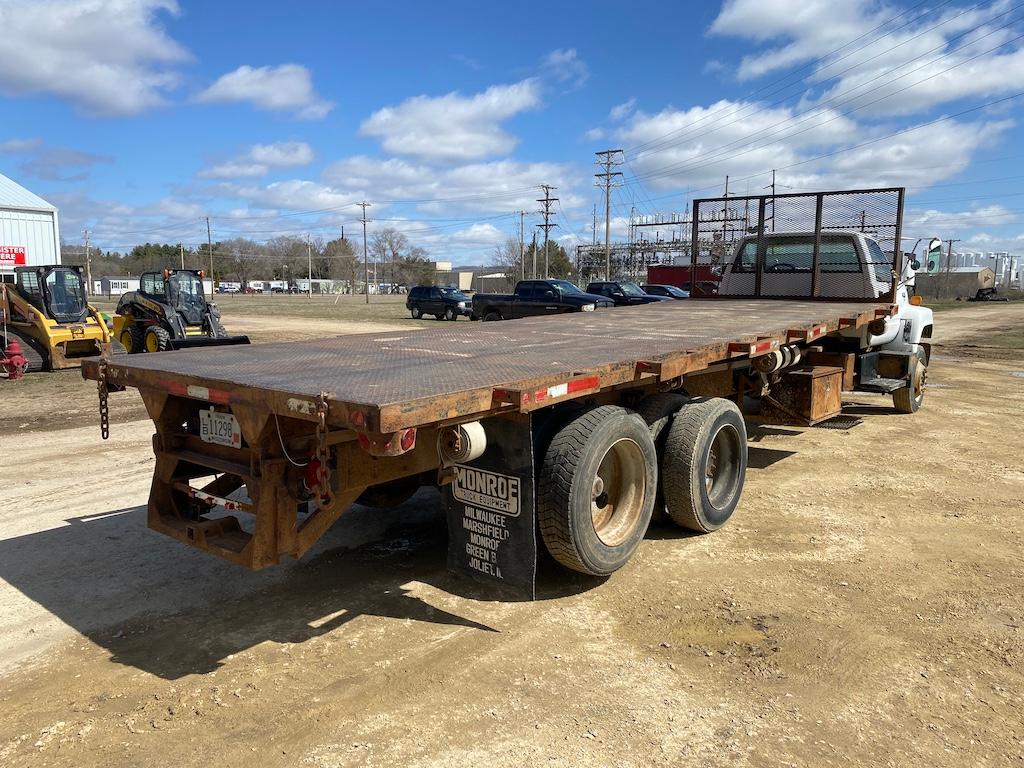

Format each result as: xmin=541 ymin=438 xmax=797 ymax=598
xmin=83 ymin=299 xmax=888 ymax=433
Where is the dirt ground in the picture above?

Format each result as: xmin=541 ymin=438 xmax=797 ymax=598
xmin=0 ymin=304 xmax=1022 ymax=767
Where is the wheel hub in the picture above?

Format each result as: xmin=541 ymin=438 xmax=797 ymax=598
xmin=590 ymin=438 xmax=647 ymax=547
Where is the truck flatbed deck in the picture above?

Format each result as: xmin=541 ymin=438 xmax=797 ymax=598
xmin=83 ymin=299 xmax=890 ymax=434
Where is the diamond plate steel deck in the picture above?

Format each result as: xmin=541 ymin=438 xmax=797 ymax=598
xmin=83 ymin=299 xmax=887 ymax=433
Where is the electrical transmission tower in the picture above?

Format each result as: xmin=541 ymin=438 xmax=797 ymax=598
xmin=595 ymin=149 xmax=624 ymax=279
xmin=536 ymin=184 xmax=558 ymax=279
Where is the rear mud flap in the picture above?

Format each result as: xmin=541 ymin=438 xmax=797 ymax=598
xmin=444 ymin=413 xmax=537 ymax=599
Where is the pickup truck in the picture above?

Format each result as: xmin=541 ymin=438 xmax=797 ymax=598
xmin=471 ymin=279 xmax=611 ymax=321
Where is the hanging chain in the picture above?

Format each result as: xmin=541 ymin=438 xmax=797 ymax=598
xmin=97 ymin=359 xmax=110 ymax=440
xmin=313 ymin=392 xmax=334 ymax=511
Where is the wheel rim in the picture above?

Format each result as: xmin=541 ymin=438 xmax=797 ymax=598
xmin=913 ymin=361 xmax=927 ymax=406
xmin=705 ymin=423 xmax=742 ymax=510
xmin=120 ymin=330 xmax=133 ymax=353
xmin=591 ymin=438 xmax=647 ymax=547
xmin=145 ymin=331 xmax=159 ymax=352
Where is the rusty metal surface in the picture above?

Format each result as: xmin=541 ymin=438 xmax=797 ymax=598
xmin=86 ymin=299 xmax=885 ymax=430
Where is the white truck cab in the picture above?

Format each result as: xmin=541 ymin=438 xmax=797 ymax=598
xmin=720 ymin=229 xmax=934 ymax=412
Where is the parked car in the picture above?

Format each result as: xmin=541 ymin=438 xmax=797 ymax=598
xmin=407 ymin=285 xmax=472 ymax=320
xmin=471 ymin=279 xmax=611 ymax=321
xmin=585 ymin=280 xmax=672 ymax=306
xmin=641 ymin=283 xmax=689 ymax=299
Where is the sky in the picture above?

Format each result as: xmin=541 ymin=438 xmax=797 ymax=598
xmin=2 ymin=0 xmax=1024 ymax=264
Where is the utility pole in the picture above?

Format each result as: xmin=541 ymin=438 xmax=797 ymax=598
xmin=306 ymin=235 xmax=313 ymax=299
xmin=536 ymin=184 xmax=558 ymax=279
xmin=519 ymin=210 xmax=526 ymax=282
xmin=206 ymin=216 xmax=214 ymax=282
xmin=83 ymin=229 xmax=92 ymax=296
xmin=179 ymin=242 xmax=184 ymax=270
xmin=531 ymin=230 xmax=538 ymax=279
xmin=592 ymin=204 xmax=597 ymax=244
xmin=359 ymin=201 xmax=372 ymax=304
xmin=595 ymin=149 xmax=623 ymax=280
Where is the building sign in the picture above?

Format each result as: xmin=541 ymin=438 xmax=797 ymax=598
xmin=0 ymin=246 xmax=26 ymax=267
xmin=445 ymin=414 xmax=537 ymax=598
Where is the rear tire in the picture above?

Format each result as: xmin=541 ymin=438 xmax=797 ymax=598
xmin=444 ymin=307 xmax=456 ymax=321
xmin=120 ymin=325 xmax=144 ymax=354
xmin=893 ymin=349 xmax=927 ymax=414
xmin=662 ymin=397 xmax=747 ymax=533
xmin=145 ymin=326 xmax=171 ymax=353
xmin=538 ymin=405 xmax=657 ymax=576
xmin=483 ymin=311 xmax=502 ymax=322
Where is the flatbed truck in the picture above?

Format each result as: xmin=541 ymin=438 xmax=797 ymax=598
xmin=82 ymin=187 xmax=932 ymax=596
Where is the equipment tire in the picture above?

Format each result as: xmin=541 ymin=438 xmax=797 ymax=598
xmin=145 ymin=326 xmax=171 ymax=353
xmin=120 ymin=325 xmax=144 ymax=354
xmin=410 ymin=305 xmax=422 ymax=319
xmin=634 ymin=392 xmax=690 ymax=522
xmin=482 ymin=311 xmax=502 ymax=322
xmin=662 ymin=397 xmax=747 ymax=533
xmin=538 ymin=405 xmax=657 ymax=576
xmin=893 ymin=348 xmax=927 ymax=414
xmin=110 ymin=339 xmax=128 ymax=355
xmin=444 ymin=307 xmax=456 ymax=321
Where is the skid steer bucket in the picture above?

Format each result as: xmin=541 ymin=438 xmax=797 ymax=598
xmin=167 ymin=334 xmax=251 ymax=350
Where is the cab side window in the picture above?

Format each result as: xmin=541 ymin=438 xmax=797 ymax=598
xmin=142 ymin=274 xmax=166 ymax=296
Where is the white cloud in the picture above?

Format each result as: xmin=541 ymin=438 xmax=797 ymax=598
xmin=541 ymin=48 xmax=589 ymax=90
xmin=710 ymin=0 xmax=1024 ymax=117
xmin=196 ymin=65 xmax=334 ymax=119
xmin=0 ymin=137 xmax=111 ymax=181
xmin=618 ymin=99 xmax=1011 ymax=194
xmin=360 ymin=80 xmax=541 ymax=162
xmin=0 ymin=0 xmax=187 ymax=115
xmin=451 ymin=223 xmax=506 ymax=246
xmin=199 ymin=141 xmax=315 ymax=179
xmin=609 ymin=98 xmax=637 ymax=121
xmin=323 ymin=155 xmax=585 ymax=214
xmin=582 ymin=127 xmax=606 ymax=142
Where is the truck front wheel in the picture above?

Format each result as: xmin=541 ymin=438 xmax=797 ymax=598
xmin=538 ymin=406 xmax=657 ymax=576
xmin=893 ymin=349 xmax=927 ymax=414
xmin=661 ymin=398 xmax=747 ymax=533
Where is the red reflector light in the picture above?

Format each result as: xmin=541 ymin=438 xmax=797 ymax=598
xmin=400 ymin=428 xmax=416 ymax=451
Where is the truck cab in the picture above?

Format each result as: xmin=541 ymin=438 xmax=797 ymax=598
xmin=720 ymin=230 xmax=934 ymax=408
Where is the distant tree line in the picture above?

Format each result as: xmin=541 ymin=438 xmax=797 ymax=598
xmin=60 ymin=227 xmax=438 ymax=290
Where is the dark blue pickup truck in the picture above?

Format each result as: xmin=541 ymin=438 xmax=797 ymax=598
xmin=471 ymin=279 xmax=612 ymax=321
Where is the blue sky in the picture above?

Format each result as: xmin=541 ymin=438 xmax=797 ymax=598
xmin=2 ymin=0 xmax=1023 ymax=262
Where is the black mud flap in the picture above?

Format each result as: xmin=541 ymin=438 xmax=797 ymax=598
xmin=444 ymin=413 xmax=537 ymax=600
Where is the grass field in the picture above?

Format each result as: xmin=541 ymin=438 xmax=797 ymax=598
xmin=90 ymin=293 xmax=441 ymax=329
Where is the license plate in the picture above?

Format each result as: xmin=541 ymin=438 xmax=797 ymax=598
xmin=199 ymin=409 xmax=241 ymax=448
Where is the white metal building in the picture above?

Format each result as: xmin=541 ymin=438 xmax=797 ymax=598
xmin=0 ymin=172 xmax=60 ymax=281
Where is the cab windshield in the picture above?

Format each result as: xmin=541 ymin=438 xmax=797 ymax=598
xmin=619 ymin=282 xmax=646 ymax=297
xmin=550 ymin=280 xmax=584 ymax=295
xmin=439 ymin=287 xmax=468 ymax=300
xmin=168 ymin=272 xmax=206 ymax=309
xmin=44 ymin=268 xmax=88 ymax=323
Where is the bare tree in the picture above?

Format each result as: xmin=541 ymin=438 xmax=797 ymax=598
xmin=492 ymin=237 xmax=524 ymax=280
xmin=370 ymin=228 xmax=410 ymax=293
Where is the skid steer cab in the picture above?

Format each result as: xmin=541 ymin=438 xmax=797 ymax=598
xmin=114 ymin=269 xmax=250 ymax=353
xmin=0 ymin=265 xmax=115 ymax=373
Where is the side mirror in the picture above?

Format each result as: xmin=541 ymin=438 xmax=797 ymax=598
xmin=911 ymin=259 xmax=921 ymax=270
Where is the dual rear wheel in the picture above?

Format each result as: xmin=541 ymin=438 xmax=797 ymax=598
xmin=538 ymin=396 xmax=747 ymax=576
